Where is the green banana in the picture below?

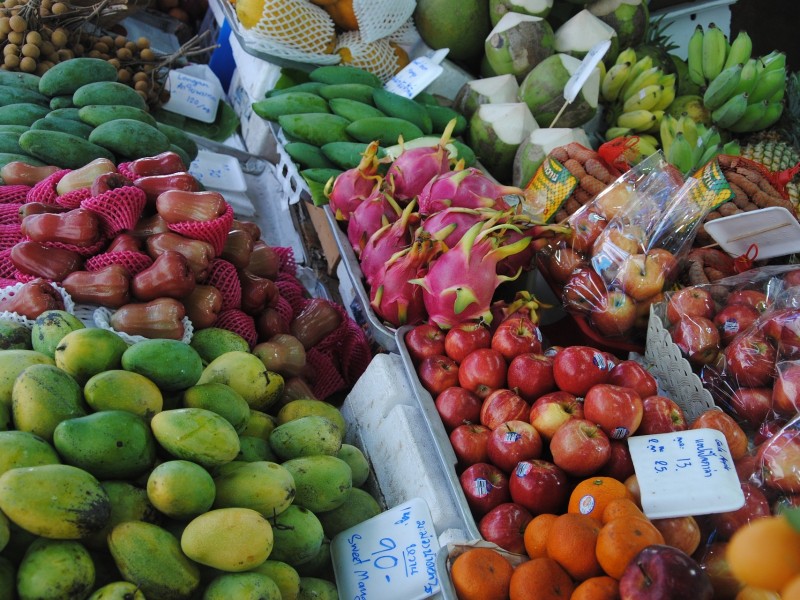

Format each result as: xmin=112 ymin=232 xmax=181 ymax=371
xmin=634 ymin=136 xmax=660 ymax=157
xmin=749 ymin=66 xmax=786 ymax=103
xmin=711 ymin=92 xmax=749 ymax=128
xmin=701 ymin=23 xmax=728 ymax=83
xmin=621 ymin=66 xmax=661 ymax=102
xmin=687 ymin=25 xmax=706 ymax=87
xmin=615 ymin=47 xmax=638 ymax=67
xmin=733 ymin=58 xmax=759 ymax=96
xmin=761 ymin=51 xmax=787 ymax=73
xmin=750 ymin=100 xmax=784 ymax=131
xmin=605 ymin=126 xmax=633 ymax=140
xmin=725 ymin=100 xmax=767 ymax=133
xmin=623 ymin=84 xmax=663 ymax=112
xmin=618 ymin=109 xmax=657 ymax=132
xmin=697 ymin=142 xmax=723 ymax=168
xmin=703 ymin=63 xmax=743 ymax=110
xmin=722 ymin=31 xmax=752 ymax=71
xmin=666 ymin=131 xmax=694 ymax=173
xmin=678 ymin=115 xmax=699 ymax=148
xmin=722 ymin=140 xmax=741 ymax=155
xmin=601 ymin=62 xmax=632 ymax=103
xmin=697 ymin=123 xmax=722 ymax=149
xmin=659 ymin=115 xmax=677 ymax=152
xmin=769 ymin=86 xmax=786 ymax=103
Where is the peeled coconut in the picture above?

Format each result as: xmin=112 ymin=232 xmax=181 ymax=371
xmin=518 ymin=53 xmax=600 ymax=128
xmin=468 ymin=102 xmax=538 ymax=183
xmin=554 ymin=9 xmax=618 ymax=59
xmin=588 ymin=0 xmax=648 ymax=50
xmin=489 ymin=0 xmax=554 ymax=26
xmin=454 ymin=74 xmax=520 ymax=121
xmin=512 ymin=127 xmax=591 ymax=188
xmin=484 ymin=13 xmax=556 ymax=82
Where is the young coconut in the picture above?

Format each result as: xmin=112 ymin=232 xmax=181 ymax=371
xmin=554 ymin=9 xmax=619 ymax=60
xmin=512 ymin=127 xmax=591 ymax=188
xmin=489 ymin=0 xmax=553 ymax=26
xmin=453 ymin=74 xmax=520 ymax=121
xmin=518 ymin=53 xmax=600 ymax=128
xmin=484 ymin=13 xmax=556 ymax=82
xmin=588 ymin=0 xmax=648 ymax=50
xmin=467 ymin=102 xmax=539 ymax=183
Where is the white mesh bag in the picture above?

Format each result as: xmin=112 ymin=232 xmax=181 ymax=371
xmin=353 ymin=0 xmax=416 ymax=43
xmin=387 ymin=17 xmax=421 ymax=48
xmin=0 ymin=282 xmax=74 ymax=328
xmin=94 ymin=307 xmax=194 ymax=345
xmin=334 ymin=30 xmax=408 ymax=83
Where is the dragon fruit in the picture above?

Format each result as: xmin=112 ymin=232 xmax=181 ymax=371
xmin=385 ymin=120 xmax=455 ymax=202
xmin=324 ymin=141 xmax=383 ymax=221
xmin=370 ymin=231 xmax=445 ymax=328
xmin=347 ymin=189 xmax=402 ymax=256
xmin=422 ymin=206 xmax=503 ymax=249
xmin=417 ymin=167 xmax=522 ymax=215
xmin=411 ymin=219 xmax=533 ymax=329
xmin=495 ymin=213 xmax=569 ymax=277
xmin=360 ymin=199 xmax=420 ymax=287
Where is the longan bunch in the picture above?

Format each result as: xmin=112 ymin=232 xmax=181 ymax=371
xmin=0 ymin=0 xmax=69 ymax=74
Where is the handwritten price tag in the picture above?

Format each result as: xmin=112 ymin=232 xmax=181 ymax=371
xmin=384 ymin=55 xmax=445 ymax=100
xmin=331 ymin=497 xmax=440 ymax=600
xmin=161 ymin=70 xmax=220 ymax=124
xmin=628 ymin=427 xmax=745 ymax=519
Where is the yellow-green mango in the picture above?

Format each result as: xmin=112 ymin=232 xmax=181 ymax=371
xmin=122 ymin=339 xmax=203 ymax=392
xmin=16 ymin=538 xmax=95 ymax=599
xmin=197 ymin=351 xmax=284 ymax=411
xmin=241 ymin=409 xmax=277 ymax=439
xmin=0 ymin=557 xmax=14 ymax=599
xmin=267 ymin=506 xmax=324 ymax=567
xmin=12 ymin=363 xmax=86 ymax=441
xmin=249 ymin=560 xmax=300 ymax=600
xmin=150 ymin=408 xmax=240 ymax=469
xmin=0 ymin=349 xmax=54 ymax=407
xmin=317 ymin=487 xmax=382 ymax=538
xmin=237 ymin=435 xmax=277 ymax=462
xmin=55 ymin=327 xmax=128 ymax=384
xmin=182 ymin=382 xmax=250 ymax=433
xmin=108 ymin=521 xmax=200 ymax=599
xmin=31 ymin=309 xmax=85 ymax=357
xmin=84 ymin=480 xmax=160 ymax=551
xmin=276 ymin=399 xmax=346 ymax=432
xmin=269 ymin=416 xmax=343 ymax=461
xmin=146 ymin=460 xmax=216 ymax=520
xmin=281 ymin=455 xmax=352 ymax=513
xmin=298 ymin=577 xmax=338 ymax=600
xmin=0 ymin=430 xmax=60 ymax=476
xmin=189 ymin=327 xmax=250 ymax=364
xmin=181 ymin=507 xmax=273 ymax=572
xmin=84 ymin=369 xmax=163 ymax=420
xmin=0 ymin=319 xmax=32 ymax=350
xmin=213 ymin=461 xmax=295 ymax=517
xmin=336 ymin=443 xmax=370 ymax=488
xmin=0 ymin=464 xmax=110 ymax=539
xmin=295 ymin=538 xmax=332 ymax=579
xmin=88 ymin=581 xmax=147 ymax=600
xmin=204 ymin=572 xmax=282 ymax=599
xmin=53 ymin=410 xmax=156 ymax=479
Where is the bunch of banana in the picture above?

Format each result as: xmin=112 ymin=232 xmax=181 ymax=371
xmin=659 ymin=113 xmax=741 ymax=174
xmin=601 ymin=47 xmax=677 ymax=139
xmin=687 ymin=24 xmax=786 ymax=133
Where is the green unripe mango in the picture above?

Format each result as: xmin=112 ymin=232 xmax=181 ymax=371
xmin=147 ymin=460 xmax=216 ymax=520
xmin=198 ymin=351 xmax=284 ymax=411
xmin=150 ymin=408 xmax=240 ymax=469
xmin=0 ymin=319 xmax=32 ymax=350
xmin=241 ymin=409 xmax=277 ymax=439
xmin=0 ymin=430 xmax=60 ymax=476
xmin=31 ymin=309 xmax=85 ymax=357
xmin=269 ymin=415 xmax=343 ymax=461
xmin=204 ymin=572 xmax=282 ymax=599
xmin=213 ymin=460 xmax=295 ymax=517
xmin=0 ymin=349 xmax=54 ymax=407
xmin=182 ymin=382 xmax=250 ymax=433
xmin=12 ymin=363 xmax=86 ymax=441
xmin=188 ymin=326 xmax=251 ymax=364
xmin=16 ymin=538 xmax=95 ymax=599
xmin=317 ymin=487 xmax=382 ymax=538
xmin=83 ymin=480 xmax=159 ymax=551
xmin=336 ymin=443 xmax=370 ymax=487
xmin=276 ymin=398 xmax=347 ymax=432
xmin=55 ymin=327 xmax=128 ymax=385
xmin=248 ymin=560 xmax=301 ymax=600
xmin=84 ymin=369 xmax=163 ymax=420
xmin=298 ymin=576 xmax=339 ymax=599
xmin=281 ymin=455 xmax=352 ymax=513
xmin=267 ymin=505 xmax=324 ymax=567
xmin=237 ymin=435 xmax=277 ymax=462
xmin=88 ymin=581 xmax=147 ymax=600
xmin=122 ymin=338 xmax=204 ymax=392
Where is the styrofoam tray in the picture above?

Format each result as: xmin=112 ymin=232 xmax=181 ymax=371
xmin=189 ymin=150 xmax=248 ymax=193
xmin=703 ymin=206 xmax=800 ymax=260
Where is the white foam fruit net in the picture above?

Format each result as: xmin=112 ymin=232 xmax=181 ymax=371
xmin=94 ymin=307 xmax=194 ymax=346
xmin=387 ymin=17 xmax=420 ymax=47
xmin=335 ymin=30 xmax=407 ymax=83
xmin=0 ymin=282 xmax=75 ymax=328
xmin=353 ymin=0 xmax=416 ymax=43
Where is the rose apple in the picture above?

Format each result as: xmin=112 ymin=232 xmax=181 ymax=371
xmin=486 ymin=420 xmax=543 ymax=474
xmin=599 ymin=439 xmax=636 ymax=481
xmin=671 ymin=315 xmax=720 ymax=366
xmin=458 ymin=348 xmax=507 ymax=398
xmin=449 ymin=424 xmax=491 ymax=468
xmin=666 ymin=286 xmax=717 ymax=325
xmin=568 ymin=208 xmax=606 ymax=254
xmin=552 ymin=345 xmax=612 ymax=396
xmin=608 ymin=360 xmax=658 ymax=399
xmin=459 ymin=462 xmax=510 ymax=516
xmin=528 ymin=391 xmax=583 ymax=440
xmin=562 ymin=268 xmax=606 ymax=314
xmin=583 ymin=384 xmax=644 ymax=439
xmin=444 ymin=321 xmax=491 ymax=364
xmin=405 ymin=323 xmax=446 ymax=364
xmin=477 ymin=502 xmax=533 ymax=555
xmin=508 ymin=459 xmax=569 ymax=515
xmin=729 ymin=387 xmax=773 ymax=427
xmin=638 ymin=395 xmax=687 ymax=435
xmin=417 ymin=354 xmax=460 ymax=396
xmin=619 ymin=545 xmax=713 ymax=600
xmin=480 ymin=389 xmax=529 ymax=430
xmin=714 ymin=303 xmax=760 ymax=346
xmin=758 ymin=427 xmax=800 ymax=493
xmin=726 ymin=289 xmax=768 ymax=313
xmin=545 ymin=245 xmax=587 ymax=284
xmin=651 ymin=515 xmax=701 ymax=556
xmin=696 ymin=542 xmax=744 ymax=600
xmin=708 ymin=481 xmax=770 ymax=540
xmin=491 ymin=316 xmax=543 ymax=362
xmin=617 ymin=251 xmax=672 ymax=301
xmin=773 ymin=361 xmax=800 ymax=417
xmin=435 ymin=386 xmax=482 ymax=431
xmin=690 ymin=409 xmax=748 ymax=461
xmin=549 ymin=418 xmax=612 ymax=477
xmin=506 ymin=353 xmax=555 ymax=403
xmin=589 ymin=289 xmax=637 ymax=337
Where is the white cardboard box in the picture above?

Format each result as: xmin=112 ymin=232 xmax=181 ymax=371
xmin=227 ymin=68 xmax=279 ymax=161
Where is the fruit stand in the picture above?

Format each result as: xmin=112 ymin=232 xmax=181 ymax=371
xmin=1 ymin=0 xmax=800 ymax=598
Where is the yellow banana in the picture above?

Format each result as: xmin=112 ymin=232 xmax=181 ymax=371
xmin=645 ymin=112 xmax=664 ymax=134
xmin=687 ymin=25 xmax=706 ymax=87
xmin=666 ymin=131 xmax=694 ymax=174
xmin=679 ymin=115 xmax=699 ymax=148
xmin=659 ymin=115 xmax=677 ymax=153
xmin=615 ymin=47 xmax=638 ymax=67
xmin=733 ymin=58 xmax=759 ymax=96
xmin=621 ymin=66 xmax=661 ymax=102
xmin=749 ymin=65 xmax=786 ymax=103
xmin=623 ymin=84 xmax=663 ymax=112
xmin=703 ymin=62 xmax=743 ymax=110
xmin=605 ymin=126 xmax=633 ymax=140
xmin=625 ymin=55 xmax=654 ymax=88
xmin=618 ymin=109 xmax=657 ymax=132
xmin=723 ymin=30 xmax=752 ymax=71
xmin=711 ymin=91 xmax=749 ymax=129
xmin=701 ymin=23 xmax=727 ymax=83
xmin=652 ymin=74 xmax=676 ymax=111
xmin=601 ymin=61 xmax=633 ymax=103
xmin=634 ymin=136 xmax=660 ymax=157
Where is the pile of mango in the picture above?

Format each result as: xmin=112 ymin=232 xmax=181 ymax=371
xmin=0 ymin=311 xmax=378 ymax=599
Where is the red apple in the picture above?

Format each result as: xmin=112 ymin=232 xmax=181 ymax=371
xmin=434 ymin=386 xmax=483 ymax=431
xmin=608 ymin=360 xmax=658 ymax=399
xmin=416 ymin=354 xmax=460 ymax=396
xmin=568 ymin=208 xmax=607 ymax=254
xmin=729 ymin=387 xmax=773 ymax=428
xmin=549 ymin=418 xmax=612 ymax=477
xmin=648 ymin=248 xmax=680 ymax=282
xmin=506 ymin=353 xmax=555 ymax=403
xmin=404 ymin=323 xmax=446 ymax=364
xmin=459 ymin=462 xmax=510 ymax=516
xmin=617 ymin=251 xmax=670 ymax=301
xmin=562 ymin=267 xmax=606 ymax=314
xmin=772 ymin=361 xmax=800 ymax=417
xmin=708 ymin=481 xmax=770 ymax=540
xmin=594 ymin=183 xmax=634 ymax=220
xmin=724 ymin=331 xmax=776 ymax=388
xmin=638 ymin=395 xmax=688 ymax=435
xmin=758 ymin=427 xmax=800 ymax=493
xmin=696 ymin=541 xmax=744 ymax=600
xmin=619 ymin=545 xmax=713 ymax=600
xmin=449 ymin=423 xmax=491 ymax=468
xmin=552 ymin=345 xmax=613 ymax=396
xmin=590 ymin=289 xmax=637 ymax=337
xmin=635 ymin=291 xmax=665 ymax=330
xmin=666 ymin=286 xmax=717 ymax=325
xmin=480 ymin=389 xmax=529 ymax=430
xmin=651 ymin=515 xmax=701 ymax=556
xmin=508 ymin=459 xmax=569 ymax=515
xmin=486 ymin=420 xmax=543 ymax=474
xmin=784 ymin=269 xmax=800 ymax=288
xmin=444 ymin=321 xmax=491 ymax=364
xmin=670 ymin=315 xmax=720 ymax=366
xmin=545 ymin=245 xmax=588 ymax=284
xmin=599 ymin=439 xmax=636 ymax=482
xmin=490 ymin=316 xmax=544 ymax=363
xmin=726 ymin=289 xmax=768 ymax=313
xmin=583 ymin=384 xmax=644 ymax=439
xmin=714 ymin=303 xmax=760 ymax=346
xmin=477 ymin=502 xmax=533 ymax=555
xmin=761 ymin=308 xmax=800 ymax=359
xmin=458 ymin=348 xmax=507 ymax=398
xmin=592 ymin=226 xmax=641 ymax=261
xmin=528 ymin=391 xmax=583 ymax=440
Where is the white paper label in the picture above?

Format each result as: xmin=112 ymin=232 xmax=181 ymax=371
xmin=384 ymin=56 xmax=445 ymax=99
xmin=162 ymin=70 xmax=220 ymax=123
xmin=331 ymin=497 xmax=440 ymax=600
xmin=629 ymin=427 xmax=745 ymax=519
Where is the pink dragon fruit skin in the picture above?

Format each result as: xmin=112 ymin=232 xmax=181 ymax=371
xmin=325 ymin=141 xmax=382 ymax=221
xmin=422 ymin=207 xmax=504 ymax=249
xmin=360 ymin=199 xmax=420 ymax=287
xmin=417 ymin=167 xmax=524 ymax=215
xmin=347 ymin=189 xmax=402 ymax=257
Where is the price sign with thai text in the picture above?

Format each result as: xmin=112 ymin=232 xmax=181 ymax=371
xmin=384 ymin=51 xmax=447 ymax=99
xmin=161 ymin=70 xmax=220 ymax=123
xmin=629 ymin=427 xmax=745 ymax=519
xmin=331 ymin=497 xmax=440 ymax=600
